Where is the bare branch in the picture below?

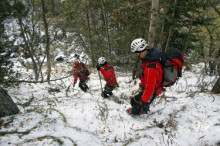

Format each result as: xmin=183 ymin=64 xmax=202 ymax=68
xmin=2 ymin=75 xmax=72 ymax=84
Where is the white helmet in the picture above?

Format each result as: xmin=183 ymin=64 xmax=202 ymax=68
xmin=131 ymin=38 xmax=148 ymax=52
xmin=98 ymin=57 xmax=106 ymax=65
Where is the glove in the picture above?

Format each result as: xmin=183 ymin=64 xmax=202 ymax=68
xmin=73 ymin=84 xmax=75 ymax=87
xmin=96 ymin=65 xmax=101 ymax=71
xmin=130 ymin=92 xmax=143 ymax=107
xmin=75 ymin=54 xmax=80 ymax=58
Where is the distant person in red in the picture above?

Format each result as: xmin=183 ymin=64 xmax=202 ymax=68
xmin=73 ymin=61 xmax=90 ymax=92
xmin=96 ymin=57 xmax=118 ymax=98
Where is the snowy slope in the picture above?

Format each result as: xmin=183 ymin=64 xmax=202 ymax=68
xmin=0 ymin=63 xmax=220 ymax=146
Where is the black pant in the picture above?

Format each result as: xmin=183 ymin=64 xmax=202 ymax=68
xmin=102 ymin=83 xmax=118 ymax=98
xmin=79 ymin=80 xmax=88 ymax=92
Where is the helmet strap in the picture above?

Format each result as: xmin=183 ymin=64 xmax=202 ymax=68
xmin=100 ymin=61 xmax=107 ymax=67
xmin=135 ymin=48 xmax=146 ymax=53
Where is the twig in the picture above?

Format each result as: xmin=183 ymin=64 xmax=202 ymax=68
xmin=2 ymin=75 xmax=72 ymax=84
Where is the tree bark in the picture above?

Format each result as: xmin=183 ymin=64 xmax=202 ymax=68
xmin=101 ymin=0 xmax=112 ymax=61
xmin=17 ymin=16 xmax=39 ymax=81
xmin=41 ymin=0 xmax=51 ymax=83
xmin=164 ymin=0 xmax=177 ymax=52
xmin=0 ymin=86 xmax=19 ymax=118
xmin=183 ymin=12 xmax=194 ymax=54
xmin=86 ymin=0 xmax=95 ymax=67
xmin=148 ymin=0 xmax=159 ymax=47
xmin=205 ymin=25 xmax=215 ymax=75
xmin=212 ymin=77 xmax=220 ymax=94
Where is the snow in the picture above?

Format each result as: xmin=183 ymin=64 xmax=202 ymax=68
xmin=0 ymin=63 xmax=220 ymax=146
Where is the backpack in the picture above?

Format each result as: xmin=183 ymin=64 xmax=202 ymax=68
xmin=74 ymin=62 xmax=90 ymax=76
xmin=160 ymin=49 xmax=185 ymax=87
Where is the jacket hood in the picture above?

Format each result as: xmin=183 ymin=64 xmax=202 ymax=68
xmin=141 ymin=48 xmax=161 ymax=62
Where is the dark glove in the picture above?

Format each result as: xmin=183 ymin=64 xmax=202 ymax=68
xmin=130 ymin=92 xmax=143 ymax=107
xmin=96 ymin=65 xmax=101 ymax=71
xmin=75 ymin=54 xmax=80 ymax=58
xmin=73 ymin=84 xmax=75 ymax=87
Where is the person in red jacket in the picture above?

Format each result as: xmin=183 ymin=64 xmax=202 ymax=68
xmin=73 ymin=61 xmax=90 ymax=92
xmin=129 ymin=38 xmax=163 ymax=115
xmin=96 ymin=57 xmax=118 ymax=98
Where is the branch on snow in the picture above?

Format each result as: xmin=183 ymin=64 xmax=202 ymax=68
xmin=1 ymin=75 xmax=72 ymax=84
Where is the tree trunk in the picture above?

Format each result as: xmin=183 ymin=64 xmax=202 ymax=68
xmin=132 ymin=58 xmax=140 ymax=80
xmin=0 ymin=86 xmax=19 ymax=118
xmin=101 ymin=0 xmax=112 ymax=61
xmin=205 ymin=25 xmax=215 ymax=75
xmin=164 ymin=0 xmax=177 ymax=52
xmin=148 ymin=0 xmax=159 ymax=47
xmin=212 ymin=77 xmax=220 ymax=94
xmin=183 ymin=13 xmax=194 ymax=53
xmin=218 ymin=47 xmax=220 ymax=76
xmin=86 ymin=0 xmax=95 ymax=67
xmin=158 ymin=20 xmax=165 ymax=50
xmin=41 ymin=0 xmax=51 ymax=83
xmin=17 ymin=16 xmax=39 ymax=81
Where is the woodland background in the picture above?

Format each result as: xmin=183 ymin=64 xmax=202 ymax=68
xmin=0 ymin=0 xmax=219 ymax=91
xmin=0 ymin=1 xmax=220 ymax=145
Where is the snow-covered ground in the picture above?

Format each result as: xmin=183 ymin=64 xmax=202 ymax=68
xmin=0 ymin=63 xmax=220 ymax=146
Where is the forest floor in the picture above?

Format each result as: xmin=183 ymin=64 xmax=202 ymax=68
xmin=0 ymin=63 xmax=220 ymax=146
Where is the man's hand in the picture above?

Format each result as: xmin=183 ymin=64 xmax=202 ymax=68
xmin=73 ymin=84 xmax=75 ymax=87
xmin=96 ymin=65 xmax=101 ymax=71
xmin=75 ymin=54 xmax=80 ymax=58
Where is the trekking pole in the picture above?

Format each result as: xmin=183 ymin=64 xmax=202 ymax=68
xmin=116 ymin=86 xmax=129 ymax=99
xmin=97 ymin=70 xmax=103 ymax=93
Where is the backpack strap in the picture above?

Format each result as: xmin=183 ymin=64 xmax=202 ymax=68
xmin=147 ymin=64 xmax=157 ymax=69
xmin=104 ymin=66 xmax=116 ymax=84
xmin=142 ymin=63 xmax=163 ymax=94
xmin=142 ymin=63 xmax=162 ymax=85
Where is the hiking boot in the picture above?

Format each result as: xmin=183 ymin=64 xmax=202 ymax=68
xmin=101 ymin=91 xmax=109 ymax=98
xmin=142 ymin=104 xmax=150 ymax=114
xmin=108 ymin=92 xmax=113 ymax=96
xmin=84 ymin=84 xmax=89 ymax=89
xmin=80 ymin=86 xmax=87 ymax=92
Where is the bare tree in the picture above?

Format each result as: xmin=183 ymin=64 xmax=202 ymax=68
xmin=183 ymin=12 xmax=194 ymax=54
xmin=101 ymin=0 xmax=112 ymax=61
xmin=17 ymin=15 xmax=40 ymax=81
xmin=41 ymin=0 xmax=51 ymax=83
xmin=212 ymin=77 xmax=220 ymax=93
xmin=85 ymin=0 xmax=96 ymax=67
xmin=148 ymin=0 xmax=159 ymax=47
xmin=0 ymin=86 xmax=19 ymax=118
xmin=164 ymin=0 xmax=177 ymax=52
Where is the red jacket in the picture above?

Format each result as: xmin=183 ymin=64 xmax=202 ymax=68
xmin=100 ymin=63 xmax=117 ymax=86
xmin=73 ymin=62 xmax=90 ymax=85
xmin=140 ymin=61 xmax=163 ymax=103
